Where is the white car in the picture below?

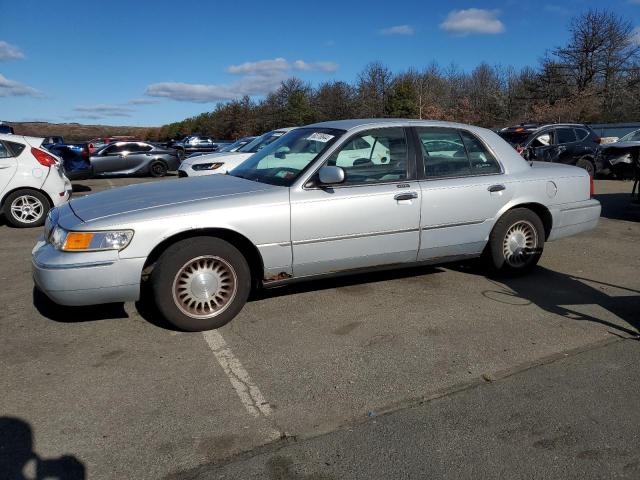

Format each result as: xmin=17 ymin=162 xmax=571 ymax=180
xmin=178 ymin=128 xmax=295 ymax=177
xmin=0 ymin=134 xmax=72 ymax=227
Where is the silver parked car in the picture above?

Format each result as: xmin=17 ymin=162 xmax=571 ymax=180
xmin=91 ymin=141 xmax=180 ymax=177
xmin=33 ymin=119 xmax=601 ymax=331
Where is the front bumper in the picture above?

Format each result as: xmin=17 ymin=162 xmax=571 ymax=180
xmin=32 ymin=238 xmax=145 ymax=306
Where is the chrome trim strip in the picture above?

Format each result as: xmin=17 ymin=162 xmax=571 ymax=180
xmin=421 ymin=219 xmax=485 ymax=231
xmin=293 ymin=227 xmax=420 ymax=246
xmin=559 ymin=203 xmax=600 ymax=212
xmin=256 ymin=242 xmax=291 ymax=248
xmin=33 ymin=259 xmax=115 ymax=270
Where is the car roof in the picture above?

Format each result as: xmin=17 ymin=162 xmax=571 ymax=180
xmin=0 ymin=133 xmax=43 ymax=144
xmin=306 ymin=118 xmax=487 ymax=131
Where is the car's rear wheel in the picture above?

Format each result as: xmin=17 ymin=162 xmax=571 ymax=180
xmin=151 ymin=237 xmax=251 ymax=331
xmin=576 ymin=157 xmax=596 ymax=177
xmin=3 ymin=189 xmax=50 ymax=228
xmin=485 ymin=208 xmax=544 ymax=275
xmin=149 ymin=160 xmax=168 ymax=177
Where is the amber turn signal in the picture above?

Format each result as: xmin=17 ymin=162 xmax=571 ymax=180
xmin=63 ymin=232 xmax=95 ymax=251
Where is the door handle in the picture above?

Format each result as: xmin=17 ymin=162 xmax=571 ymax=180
xmin=394 ymin=192 xmax=418 ymax=201
xmin=488 ymin=184 xmax=506 ymax=193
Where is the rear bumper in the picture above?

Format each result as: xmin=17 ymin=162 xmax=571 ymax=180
xmin=64 ymin=166 xmax=93 ymax=181
xmin=32 ymin=239 xmax=145 ymax=306
xmin=548 ymin=199 xmax=601 ymax=241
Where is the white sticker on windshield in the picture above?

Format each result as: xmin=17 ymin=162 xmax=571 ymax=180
xmin=272 ymin=132 xmax=285 ymax=137
xmin=306 ymin=132 xmax=334 ymax=143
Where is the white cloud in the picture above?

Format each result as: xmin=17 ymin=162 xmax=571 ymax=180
xmin=226 ymin=57 xmax=290 ymax=75
xmin=0 ymin=74 xmax=41 ymax=97
xmin=292 ymin=60 xmax=338 ymax=72
xmin=73 ymin=104 xmax=134 ymax=117
xmin=0 ymin=41 xmax=25 ymax=61
xmin=380 ymin=25 xmax=414 ymax=35
xmin=146 ymin=57 xmax=339 ymax=103
xmin=440 ymin=9 xmax=505 ymax=36
xmin=127 ymin=98 xmax=159 ymax=105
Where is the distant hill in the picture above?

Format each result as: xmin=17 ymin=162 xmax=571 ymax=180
xmin=5 ymin=121 xmax=160 ymax=142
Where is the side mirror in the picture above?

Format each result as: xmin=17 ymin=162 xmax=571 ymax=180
xmin=318 ymin=165 xmax=345 ymax=185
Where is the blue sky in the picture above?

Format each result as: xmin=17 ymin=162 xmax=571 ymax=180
xmin=1 ymin=0 xmax=638 ymax=126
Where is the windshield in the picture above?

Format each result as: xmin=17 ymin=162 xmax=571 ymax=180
xmin=218 ymin=138 xmax=249 ymax=152
xmin=239 ymin=130 xmax=290 ymax=153
xmin=620 ymin=129 xmax=640 ymax=142
xmin=229 ymin=127 xmax=344 ymax=187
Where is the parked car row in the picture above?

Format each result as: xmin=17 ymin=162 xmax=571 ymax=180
xmin=497 ymin=122 xmax=640 ymax=178
xmin=178 ymin=128 xmax=294 ymax=177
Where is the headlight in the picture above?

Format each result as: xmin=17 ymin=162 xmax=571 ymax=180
xmin=192 ymin=162 xmax=224 ymax=171
xmin=49 ymin=226 xmax=134 ymax=252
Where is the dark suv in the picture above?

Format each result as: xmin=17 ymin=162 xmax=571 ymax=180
xmin=498 ymin=123 xmax=601 ymax=176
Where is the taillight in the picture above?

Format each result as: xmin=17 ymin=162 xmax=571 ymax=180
xmin=594 ymin=136 xmax=601 ymax=144
xmin=589 ymin=175 xmax=595 ymax=198
xmin=31 ymin=147 xmax=58 ymax=167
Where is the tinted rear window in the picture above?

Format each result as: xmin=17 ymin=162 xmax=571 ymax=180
xmin=556 ymin=128 xmax=576 ymax=144
xmin=5 ymin=141 xmax=25 ymax=157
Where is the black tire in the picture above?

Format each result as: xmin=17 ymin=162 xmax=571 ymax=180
xmin=149 ymin=160 xmax=168 ymax=177
xmin=151 ymin=237 xmax=251 ymax=331
xmin=2 ymin=189 xmax=50 ymax=228
xmin=484 ymin=208 xmax=545 ymax=276
xmin=576 ymin=157 xmax=595 ymax=177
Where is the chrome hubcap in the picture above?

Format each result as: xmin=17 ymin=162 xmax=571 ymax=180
xmin=10 ymin=195 xmax=44 ymax=223
xmin=172 ymin=256 xmax=237 ymax=319
xmin=502 ymin=220 xmax=537 ymax=267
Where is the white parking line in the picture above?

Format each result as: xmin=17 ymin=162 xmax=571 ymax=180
xmin=202 ymin=330 xmax=272 ymax=418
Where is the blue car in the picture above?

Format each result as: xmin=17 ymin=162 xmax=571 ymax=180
xmin=42 ymin=137 xmax=92 ymax=180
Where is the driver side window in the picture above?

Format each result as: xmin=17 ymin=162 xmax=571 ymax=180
xmin=327 ymin=128 xmax=408 ymax=185
xmin=529 ymin=131 xmax=553 ymax=148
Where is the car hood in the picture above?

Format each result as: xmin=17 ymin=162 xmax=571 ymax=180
xmin=600 ymin=140 xmax=640 ymax=150
xmin=68 ymin=174 xmax=274 ymax=223
xmin=181 ymin=151 xmax=251 ymax=166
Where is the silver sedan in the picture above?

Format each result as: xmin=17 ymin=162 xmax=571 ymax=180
xmin=33 ymin=119 xmax=601 ymax=331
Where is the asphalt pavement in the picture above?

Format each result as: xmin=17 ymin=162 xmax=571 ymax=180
xmin=0 ymin=177 xmax=638 ymax=479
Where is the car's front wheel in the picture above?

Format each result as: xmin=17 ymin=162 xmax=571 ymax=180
xmin=485 ymin=208 xmax=545 ymax=275
xmin=3 ymin=189 xmax=50 ymax=228
xmin=151 ymin=237 xmax=251 ymax=331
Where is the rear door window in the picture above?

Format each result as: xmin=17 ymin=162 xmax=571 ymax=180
xmin=556 ymin=128 xmax=576 ymax=144
xmin=417 ymin=128 xmax=470 ymax=178
xmin=459 ymin=130 xmax=501 ymax=174
xmin=0 ymin=142 xmax=10 ymax=158
xmin=574 ymin=128 xmax=590 ymax=141
xmin=5 ymin=141 xmax=26 ymax=157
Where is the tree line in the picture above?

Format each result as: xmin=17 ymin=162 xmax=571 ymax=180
xmin=150 ymin=10 xmax=640 ymax=141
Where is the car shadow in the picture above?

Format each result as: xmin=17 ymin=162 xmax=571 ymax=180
xmin=594 ymin=192 xmax=640 ymax=222
xmin=33 ymin=287 xmax=129 ymax=323
xmin=453 ymin=263 xmax=640 ymax=338
xmin=132 ymin=265 xmax=446 ymax=331
xmin=0 ymin=416 xmax=85 ymax=479
xmin=71 ymin=184 xmax=92 ymax=193
xmin=249 ymin=265 xmax=445 ymax=300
